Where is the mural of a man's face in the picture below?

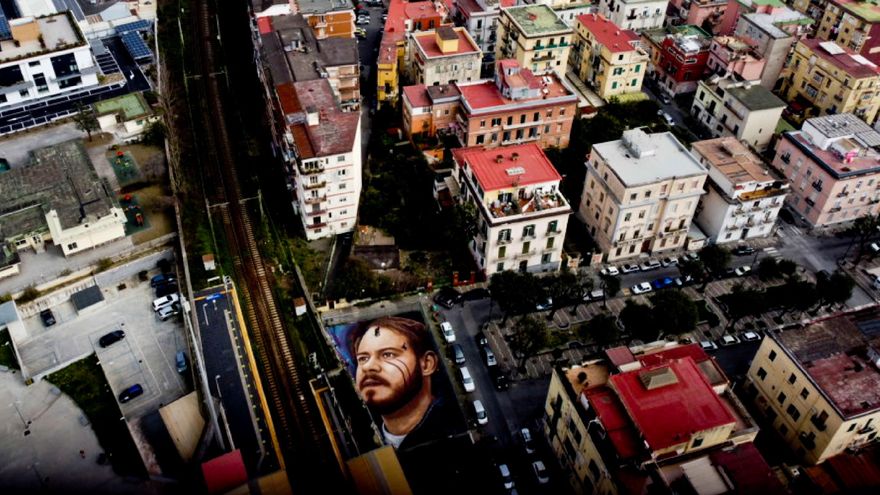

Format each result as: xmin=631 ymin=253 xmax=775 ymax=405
xmin=355 ymin=324 xmax=437 ymax=415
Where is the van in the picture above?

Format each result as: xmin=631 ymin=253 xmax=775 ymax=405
xmin=452 ymin=343 xmax=465 ymax=365
xmin=460 ymin=367 xmax=475 ymax=392
xmin=473 ymin=400 xmax=488 ymax=425
xmin=152 ymin=293 xmax=180 ymax=311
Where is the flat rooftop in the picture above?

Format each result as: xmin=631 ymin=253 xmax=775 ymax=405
xmin=412 ymin=28 xmax=480 ymax=58
xmin=784 ymin=131 xmax=880 ymax=179
xmin=262 ymin=14 xmax=358 ymax=85
xmin=94 ymin=93 xmax=151 ymax=120
xmin=774 ymin=308 xmax=880 ymax=418
xmin=296 ymin=0 xmax=352 ymax=14
xmin=839 ymin=0 xmax=880 ymax=23
xmin=593 ymin=129 xmax=707 ymax=187
xmin=801 ymin=38 xmax=880 ymax=79
xmin=691 ymin=137 xmax=780 ymax=185
xmin=457 ymin=70 xmax=576 ymax=113
xmin=585 ymin=386 xmax=641 ymax=460
xmin=610 ymin=357 xmax=737 ymax=452
xmin=504 ymin=4 xmax=570 ymax=37
xmin=725 ymin=84 xmax=785 ymax=111
xmin=0 ymin=12 xmax=85 ymax=63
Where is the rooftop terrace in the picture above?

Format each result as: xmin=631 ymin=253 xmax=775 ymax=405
xmin=0 ymin=12 xmax=84 ymax=64
xmin=504 ymin=4 xmax=570 ymax=37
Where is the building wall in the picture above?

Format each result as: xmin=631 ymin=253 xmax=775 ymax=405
xmin=597 ymin=0 xmax=667 ymax=30
xmin=771 ymin=138 xmax=880 ymax=227
xmin=458 ymin=102 xmax=577 ymax=150
xmin=573 ymin=23 xmax=648 ymax=101
xmin=303 ymin=10 xmax=355 ymax=39
xmin=497 ymin=15 xmax=572 ymax=76
xmin=411 ymin=52 xmax=482 ymax=86
xmin=0 ymin=46 xmax=100 ymax=108
xmin=746 ymin=337 xmax=880 ymax=465
xmin=377 ymin=55 xmax=398 ymax=103
xmin=46 ymin=207 xmax=127 ymax=257
xmin=734 ymin=17 xmax=794 ymax=89
xmin=579 ymin=154 xmax=706 ymax=261
xmin=783 ymin=41 xmax=880 ymax=125
xmin=696 ymin=186 xmax=784 ymax=243
xmin=706 ymin=45 xmax=764 ymax=82
xmin=652 ymin=36 xmax=710 ymax=95
xmin=691 ymin=82 xmax=783 ymax=151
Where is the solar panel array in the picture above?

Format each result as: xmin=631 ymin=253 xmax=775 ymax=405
xmin=116 ymin=19 xmax=151 ymax=34
xmin=121 ymin=31 xmax=152 ymax=61
xmin=0 ymin=4 xmax=10 ymax=40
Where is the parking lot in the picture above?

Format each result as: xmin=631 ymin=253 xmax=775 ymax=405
xmin=12 ymin=271 xmax=187 ymax=420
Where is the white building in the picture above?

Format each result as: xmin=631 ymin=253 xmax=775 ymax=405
xmin=0 ymin=11 xmax=99 ymax=108
xmin=580 ymin=129 xmax=708 ymax=261
xmin=691 ymin=76 xmax=786 ymax=152
xmin=533 ymin=0 xmax=594 ymax=27
xmin=596 ymin=0 xmax=666 ymax=31
xmin=277 ymin=79 xmax=362 ymax=240
xmin=407 ymin=26 xmax=482 ymax=87
xmin=451 ymin=143 xmax=571 ymax=275
xmin=692 ymin=137 xmax=789 ymax=244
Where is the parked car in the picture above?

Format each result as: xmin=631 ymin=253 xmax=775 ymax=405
xmin=473 ymin=400 xmax=488 ymax=425
xmin=652 ymin=277 xmax=675 ymax=290
xmin=157 ymin=303 xmax=181 ymax=321
xmin=355 ymin=27 xmax=367 ymax=39
xmin=460 ymin=367 xmax=475 ymax=392
xmin=532 ymin=460 xmax=550 ymax=484
xmin=39 ymin=309 xmax=56 ymax=327
xmin=355 ymin=16 xmax=370 ymax=25
xmin=732 ymin=245 xmax=755 ymax=256
xmin=490 ymin=367 xmax=509 ymax=391
xmin=735 ymin=266 xmax=752 ymax=276
xmin=483 ymin=347 xmax=497 ymax=367
xmin=452 ymin=343 xmax=466 ymax=365
xmin=659 ymin=93 xmax=672 ymax=105
xmin=98 ymin=330 xmax=125 ymax=348
xmin=601 ymin=265 xmax=620 ymax=276
xmin=684 ymin=252 xmax=700 ymax=262
xmin=155 ymin=281 xmax=178 ymax=298
xmin=440 ymin=321 xmax=456 ymax=343
xmin=631 ymin=282 xmax=652 ymax=294
xmin=674 ymin=275 xmax=694 ymax=287
xmin=621 ymin=263 xmax=640 ymax=273
xmin=176 ymin=350 xmax=188 ymax=373
xmin=720 ymin=334 xmax=740 ymax=346
xmin=118 ymin=384 xmax=144 ymax=403
xmin=584 ymin=289 xmax=605 ymax=302
xmin=535 ymin=297 xmax=553 ymax=311
xmin=658 ymin=110 xmax=674 ymax=125
xmin=742 ymin=331 xmax=761 ymax=342
xmin=475 ymin=331 xmax=488 ymax=347
xmin=150 ymin=273 xmax=176 ymax=288
xmin=700 ymin=340 xmax=718 ymax=351
xmin=152 ymin=294 xmax=180 ymax=311
xmin=381 ymin=13 xmax=388 ymax=21
xmin=661 ymin=256 xmax=679 ymax=267
xmin=871 ymin=242 xmax=880 ymax=254
xmin=639 ymin=259 xmax=661 ymax=271
xmin=434 ymin=287 xmax=462 ymax=309
xmin=521 ymin=427 xmax=536 ymax=454
xmin=498 ymin=464 xmax=515 ymax=490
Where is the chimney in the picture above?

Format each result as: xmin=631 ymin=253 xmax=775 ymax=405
xmin=496 ymin=154 xmax=504 ymax=163
xmin=528 ymin=12 xmax=537 ymax=21
xmin=306 ymin=106 xmax=320 ymax=126
xmin=511 ymin=152 xmax=520 ymax=161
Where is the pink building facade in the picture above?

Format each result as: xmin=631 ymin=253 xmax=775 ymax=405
xmin=706 ymin=36 xmax=765 ymax=80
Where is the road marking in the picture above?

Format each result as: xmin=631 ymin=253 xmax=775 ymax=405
xmin=789 ymin=225 xmax=803 ymax=236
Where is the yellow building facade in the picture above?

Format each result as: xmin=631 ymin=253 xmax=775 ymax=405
xmin=571 ymin=14 xmax=648 ymax=101
xmin=497 ymin=4 xmax=573 ymax=76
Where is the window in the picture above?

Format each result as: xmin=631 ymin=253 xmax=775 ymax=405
xmin=534 ymin=112 xmax=540 ymax=121
xmin=523 ymin=225 xmax=536 ymax=238
xmin=67 ymin=242 xmax=78 ymax=250
xmin=757 ymin=367 xmax=767 ymax=380
xmin=777 ymin=392 xmax=786 ymax=404
xmin=476 ymin=134 xmax=485 ymax=144
xmin=800 ymin=388 xmax=809 ymax=399
xmin=624 ymin=213 xmax=631 ymax=221
xmin=498 ymin=246 xmax=506 ymax=258
xmin=548 ymin=220 xmax=558 ymax=233
xmin=779 ymin=424 xmax=788 ymax=435
xmin=769 ymin=350 xmax=777 ymax=361
xmin=692 ymin=437 xmax=703 ymax=448
xmin=788 ymin=373 xmax=796 ymax=385
xmin=541 ymin=253 xmax=551 ymax=264
xmin=497 ymin=262 xmax=504 ymax=272
xmin=786 ymin=404 xmax=801 ymax=421
xmin=849 ymin=423 xmax=858 ymax=432
xmin=546 ymin=237 xmax=554 ymax=249
xmin=498 ymin=229 xmax=511 ymax=242
xmin=588 ymin=460 xmax=600 ymax=481
xmin=522 ymin=241 xmax=531 ymax=254
xmin=339 ymin=183 xmax=347 ymax=190
xmin=630 ymin=193 xmax=637 ymax=201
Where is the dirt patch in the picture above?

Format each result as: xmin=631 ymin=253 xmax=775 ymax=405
xmin=83 ymin=132 xmax=114 ymax=148
xmin=118 ymin=143 xmax=166 ymax=182
xmin=126 ymin=184 xmax=175 ymax=244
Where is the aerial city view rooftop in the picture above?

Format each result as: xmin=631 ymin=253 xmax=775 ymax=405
xmin=3 ymin=0 xmax=880 ymax=493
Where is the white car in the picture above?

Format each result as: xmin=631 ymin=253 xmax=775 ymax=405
xmin=640 ymin=259 xmax=661 ymax=271
xmin=532 ymin=460 xmax=550 ymax=484
xmin=700 ymin=340 xmax=718 ymax=351
xmin=742 ymin=331 xmax=761 ymax=342
xmin=474 ymin=400 xmax=488 ymax=425
xmin=658 ymin=110 xmax=674 ymax=125
xmin=621 ymin=263 xmax=640 ymax=273
xmin=735 ymin=266 xmax=752 ymax=276
xmin=535 ymin=297 xmax=553 ymax=311
xmin=440 ymin=321 xmax=455 ymax=343
xmin=498 ymin=464 xmax=515 ymax=490
xmin=631 ymin=282 xmax=652 ymax=294
xmin=720 ymin=334 xmax=740 ymax=346
xmin=157 ymin=304 xmax=180 ymax=321
xmin=601 ymin=265 xmax=620 ymax=276
xmin=355 ymin=16 xmax=370 ymax=25
xmin=661 ymin=256 xmax=679 ymax=267
xmin=871 ymin=242 xmax=880 ymax=254
xmin=460 ymin=367 xmax=475 ymax=392
xmin=152 ymin=293 xmax=180 ymax=311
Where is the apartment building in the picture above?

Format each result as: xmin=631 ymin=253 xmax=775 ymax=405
xmin=544 ymin=342 xmax=770 ymax=494
xmin=691 ymin=76 xmax=786 ymax=151
xmin=782 ymin=39 xmax=880 ymax=125
xmin=771 ymin=113 xmax=880 ymax=227
xmin=579 ymin=129 xmax=707 ymax=262
xmin=571 ymin=14 xmax=648 ymax=101
xmin=454 ymin=0 xmax=510 ymax=73
xmin=450 ymin=143 xmax=571 ymax=275
xmin=259 ymin=14 xmax=360 ymax=110
xmin=496 ymin=4 xmax=573 ymax=76
xmin=0 ymin=11 xmax=99 ymax=109
xmin=692 ymin=137 xmax=788 ymax=244
xmin=792 ymin=0 xmax=880 ymax=56
xmin=533 ymin=0 xmax=593 ymax=27
xmin=275 ymin=79 xmax=361 ymax=240
xmin=292 ymin=0 xmax=355 ymax=39
xmin=644 ymin=25 xmax=712 ymax=95
xmin=706 ymin=35 xmax=765 ymax=81
xmin=745 ymin=307 xmax=880 ymax=465
xmin=719 ymin=0 xmax=813 ymax=39
xmin=667 ymin=0 xmax=728 ymax=33
xmin=733 ymin=11 xmax=804 ymax=89
xmin=401 ymin=59 xmax=578 ymax=149
xmin=596 ymin=0 xmax=667 ymax=31
xmin=407 ymin=26 xmax=482 ymax=86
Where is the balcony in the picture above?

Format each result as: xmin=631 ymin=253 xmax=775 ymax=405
xmin=303 ymin=180 xmax=327 ymax=190
xmin=503 ymin=119 xmax=543 ymax=130
xmin=812 ymin=181 xmax=823 ymax=192
xmin=516 ymin=249 xmax=537 ymax=259
xmin=487 ymin=189 xmax=568 ymax=219
xmin=781 ymin=153 xmax=791 ymax=164
xmin=837 ymin=191 xmax=849 ymax=198
xmin=303 ymin=195 xmax=326 ymax=205
xmin=497 ymin=236 xmax=512 ymax=245
xmin=306 ymin=222 xmax=327 ymax=230
xmin=501 ymin=134 xmax=541 ymax=146
xmin=305 ymin=208 xmax=327 ymax=216
xmin=532 ymin=52 xmax=556 ymax=62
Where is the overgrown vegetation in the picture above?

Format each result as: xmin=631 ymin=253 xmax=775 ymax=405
xmin=0 ymin=329 xmax=18 ymax=369
xmin=47 ymin=355 xmax=146 ymax=477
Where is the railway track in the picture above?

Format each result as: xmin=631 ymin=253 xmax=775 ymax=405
xmin=187 ymin=0 xmax=326 ymax=483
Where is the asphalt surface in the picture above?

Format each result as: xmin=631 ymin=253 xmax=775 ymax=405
xmin=195 ymin=285 xmax=276 ymax=476
xmin=0 ymin=37 xmax=150 ymax=133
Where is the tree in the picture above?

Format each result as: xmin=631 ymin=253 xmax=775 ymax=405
xmin=757 ymin=257 xmax=780 ymax=281
xmin=451 ymin=202 xmax=479 ymax=240
xmin=579 ymin=313 xmax=619 ymax=346
xmin=779 ymin=279 xmax=818 ymax=315
xmin=679 ymin=258 xmax=706 ymax=283
xmin=650 ymin=291 xmax=699 ymax=337
xmin=544 ymin=270 xmax=578 ymax=319
xmin=489 ymin=271 xmax=543 ymax=324
xmin=140 ymin=120 xmax=166 ymax=146
xmin=777 ymin=259 xmax=798 ymax=278
xmin=724 ymin=285 xmax=766 ymax=325
xmin=699 ymin=245 xmax=731 ymax=277
xmin=853 ymin=214 xmax=880 ymax=259
xmin=817 ymin=270 xmax=855 ymax=307
xmin=569 ymin=270 xmax=594 ymax=315
xmin=620 ymin=300 xmax=657 ymax=342
xmin=509 ymin=316 xmax=549 ymax=370
xmin=72 ymin=102 xmax=99 ymax=141
xmin=599 ymin=274 xmax=620 ymax=309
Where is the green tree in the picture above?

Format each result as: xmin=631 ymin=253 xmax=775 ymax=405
xmin=544 ymin=270 xmax=577 ymax=319
xmin=599 ymin=274 xmax=620 ymax=308
xmin=569 ymin=270 xmax=595 ymax=314
xmin=329 ymin=257 xmax=385 ymax=300
xmin=451 ymin=202 xmax=479 ymax=240
xmin=72 ymin=102 xmax=99 ymax=141
xmin=777 ymin=259 xmax=798 ymax=278
xmin=817 ymin=270 xmax=855 ymax=307
xmin=779 ymin=279 xmax=818 ymax=315
xmin=724 ymin=285 xmax=766 ymax=326
xmin=620 ymin=300 xmax=657 ymax=342
xmin=678 ymin=258 xmax=706 ymax=283
xmin=579 ymin=313 xmax=619 ymax=346
xmin=699 ymin=245 xmax=731 ymax=277
xmin=757 ymin=257 xmax=780 ymax=281
xmin=489 ymin=271 xmax=543 ymax=324
xmin=509 ymin=316 xmax=549 ymax=370
xmin=140 ymin=120 xmax=166 ymax=146
xmin=650 ymin=291 xmax=699 ymax=337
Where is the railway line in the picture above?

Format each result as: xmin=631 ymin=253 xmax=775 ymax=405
xmin=186 ymin=0 xmax=330 ymax=486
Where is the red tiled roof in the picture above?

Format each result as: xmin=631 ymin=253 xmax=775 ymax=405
xmin=452 ymin=143 xmax=561 ymax=191
xmin=637 ymin=343 xmax=710 ymax=368
xmin=577 ymin=14 xmax=640 ymax=54
xmin=201 ymin=450 xmax=248 ymax=494
xmin=802 ymin=38 xmax=880 ymax=79
xmin=276 ymin=80 xmax=359 ymax=159
xmin=413 ymin=28 xmax=480 ymax=58
xmin=610 ymin=357 xmax=736 ymax=452
xmin=403 ymin=84 xmax=430 ymax=107
xmin=709 ymin=443 xmax=785 ymax=493
xmin=585 ymin=387 xmax=641 ymax=460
